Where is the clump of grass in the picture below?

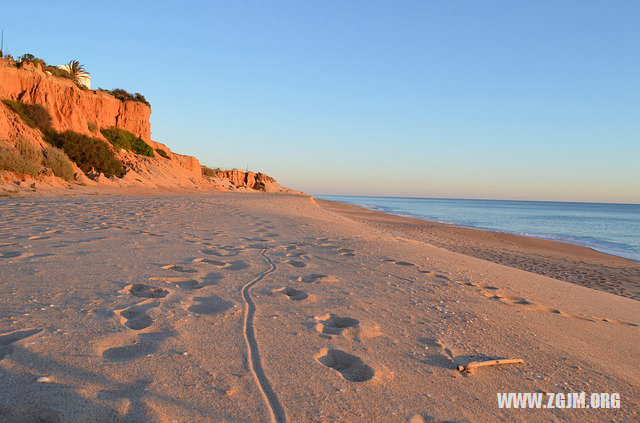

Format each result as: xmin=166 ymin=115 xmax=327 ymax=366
xmin=2 ymin=100 xmax=52 ymax=131
xmin=42 ymin=145 xmax=75 ymax=181
xmin=155 ymin=148 xmax=170 ymax=159
xmin=0 ymin=149 xmax=40 ymax=176
xmin=201 ymin=166 xmax=221 ymax=177
xmin=15 ymin=137 xmax=44 ymax=164
xmin=0 ymin=138 xmax=42 ymax=177
xmin=100 ymin=127 xmax=155 ymax=157
xmin=87 ymin=121 xmax=98 ymax=133
xmin=44 ymin=129 xmax=124 ymax=177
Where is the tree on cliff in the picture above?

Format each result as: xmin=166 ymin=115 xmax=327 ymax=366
xmin=65 ymin=60 xmax=90 ymax=86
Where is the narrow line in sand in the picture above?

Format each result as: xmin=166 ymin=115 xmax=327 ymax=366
xmin=241 ymin=249 xmax=286 ymax=423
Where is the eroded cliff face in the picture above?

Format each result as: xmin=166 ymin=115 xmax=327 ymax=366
xmin=0 ymin=59 xmax=298 ymax=195
xmin=0 ymin=60 xmax=151 ymax=140
xmin=214 ymin=170 xmax=277 ymax=191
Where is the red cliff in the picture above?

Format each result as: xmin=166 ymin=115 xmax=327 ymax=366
xmin=0 ymin=58 xmax=299 ymax=195
xmin=0 ymin=60 xmax=150 ymax=140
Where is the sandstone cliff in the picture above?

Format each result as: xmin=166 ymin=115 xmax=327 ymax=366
xmin=0 ymin=58 xmax=297 ymax=195
xmin=0 ymin=60 xmax=150 ymax=140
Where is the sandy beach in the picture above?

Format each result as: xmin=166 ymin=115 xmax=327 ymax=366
xmin=1 ymin=193 xmax=638 ymax=422
xmin=319 ymin=199 xmax=640 ymax=301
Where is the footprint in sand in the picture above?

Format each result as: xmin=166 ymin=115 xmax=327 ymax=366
xmin=337 ymin=249 xmax=355 ymax=257
xmin=417 ymin=338 xmax=458 ymax=369
xmin=285 ymin=251 xmax=308 ymax=258
xmin=27 ymin=235 xmax=52 ymax=240
xmin=148 ymin=276 xmax=202 ymax=290
xmin=115 ymin=303 xmax=156 ymax=330
xmin=297 ymin=274 xmax=339 ymax=283
xmin=314 ymin=314 xmax=359 ymax=335
xmin=286 ymin=259 xmax=306 ymax=268
xmin=201 ymin=248 xmax=238 ymax=257
xmin=100 ymin=328 xmax=175 ymax=362
xmin=0 ymin=251 xmax=22 ymax=259
xmin=102 ymin=342 xmax=154 ymax=362
xmin=192 ymin=258 xmax=231 ymax=268
xmin=395 ymin=261 xmax=415 ymax=266
xmin=187 ymin=295 xmax=234 ymax=315
xmin=120 ymin=283 xmax=169 ymax=299
xmin=315 ymin=348 xmax=375 ymax=382
xmin=0 ymin=328 xmax=42 ymax=356
xmin=274 ymin=287 xmax=309 ymax=301
xmin=161 ymin=264 xmax=197 ymax=273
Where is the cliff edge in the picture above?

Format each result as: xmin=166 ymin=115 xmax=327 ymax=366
xmin=0 ymin=58 xmax=298 ymax=195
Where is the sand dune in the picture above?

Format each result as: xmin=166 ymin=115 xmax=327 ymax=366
xmin=0 ymin=193 xmax=638 ymax=421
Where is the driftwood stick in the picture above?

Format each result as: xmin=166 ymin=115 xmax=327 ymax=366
xmin=457 ymin=359 xmax=524 ymax=373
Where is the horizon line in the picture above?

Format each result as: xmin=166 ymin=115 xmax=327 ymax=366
xmin=313 ymin=194 xmax=640 ymax=206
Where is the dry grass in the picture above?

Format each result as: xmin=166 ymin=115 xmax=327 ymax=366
xmin=43 ymin=146 xmax=75 ymax=181
xmin=0 ymin=138 xmax=42 ymax=177
xmin=201 ymin=166 xmax=220 ymax=177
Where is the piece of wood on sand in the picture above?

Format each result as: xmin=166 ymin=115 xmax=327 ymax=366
xmin=457 ymin=359 xmax=524 ymax=373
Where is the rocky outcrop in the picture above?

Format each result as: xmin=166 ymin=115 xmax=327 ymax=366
xmin=214 ymin=169 xmax=277 ymax=191
xmin=0 ymin=60 xmax=150 ymax=140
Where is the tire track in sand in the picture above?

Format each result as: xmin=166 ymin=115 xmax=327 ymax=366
xmin=242 ymin=249 xmax=286 ymax=423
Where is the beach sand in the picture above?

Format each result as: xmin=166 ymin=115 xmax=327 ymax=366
xmin=1 ymin=193 xmax=638 ymax=422
xmin=319 ymin=199 xmax=640 ymax=301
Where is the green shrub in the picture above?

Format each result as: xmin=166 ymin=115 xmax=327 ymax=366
xmin=201 ymin=166 xmax=220 ymax=177
xmin=0 ymin=138 xmax=42 ymax=177
xmin=44 ymin=129 xmax=124 ymax=177
xmin=87 ymin=121 xmax=98 ymax=133
xmin=42 ymin=146 xmax=75 ymax=181
xmin=98 ymin=88 xmax=150 ymax=106
xmin=100 ymin=127 xmax=154 ymax=157
xmin=16 ymin=53 xmax=46 ymax=68
xmin=155 ymin=148 xmax=170 ymax=159
xmin=2 ymin=100 xmax=52 ymax=131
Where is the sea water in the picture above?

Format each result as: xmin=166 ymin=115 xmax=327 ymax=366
xmin=317 ymin=196 xmax=640 ymax=261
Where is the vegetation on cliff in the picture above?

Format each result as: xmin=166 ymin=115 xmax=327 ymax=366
xmin=1 ymin=53 xmax=149 ymax=105
xmin=155 ymin=148 xmax=170 ymax=159
xmin=9 ymin=54 xmax=89 ymax=88
xmin=97 ymin=88 xmax=150 ymax=106
xmin=43 ymin=130 xmax=124 ymax=177
xmin=201 ymin=165 xmax=221 ymax=177
xmin=101 ymin=127 xmax=155 ymax=157
xmin=2 ymin=100 xmax=52 ymax=131
xmin=42 ymin=145 xmax=75 ymax=181
xmin=2 ymin=99 xmax=122 ymax=177
xmin=0 ymin=137 xmax=74 ymax=180
xmin=0 ymin=137 xmax=42 ymax=176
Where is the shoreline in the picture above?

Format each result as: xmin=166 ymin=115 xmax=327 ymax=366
xmin=317 ymin=196 xmax=639 ymax=262
xmin=317 ymin=198 xmax=640 ymax=301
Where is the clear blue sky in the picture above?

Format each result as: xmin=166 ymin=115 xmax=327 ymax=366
xmin=3 ymin=1 xmax=639 ymax=202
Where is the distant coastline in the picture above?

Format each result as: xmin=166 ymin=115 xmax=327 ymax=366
xmin=317 ymin=195 xmax=640 ymax=262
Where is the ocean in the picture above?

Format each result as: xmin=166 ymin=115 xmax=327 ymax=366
xmin=316 ymin=195 xmax=640 ymax=261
